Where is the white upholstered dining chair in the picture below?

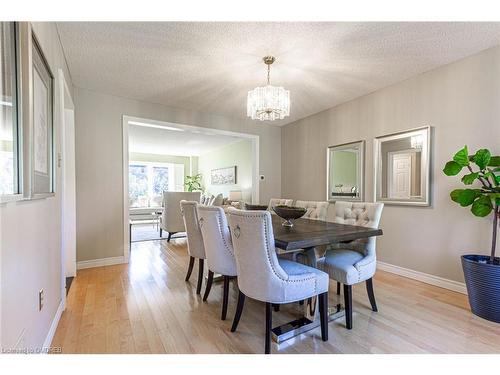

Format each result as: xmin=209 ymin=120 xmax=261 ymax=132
xmin=295 ymin=200 xmax=329 ymax=221
xmin=180 ymin=200 xmax=206 ymax=295
xmin=197 ymin=205 xmax=238 ymax=320
xmin=317 ymin=201 xmax=384 ymax=329
xmin=162 ymin=191 xmax=201 ymax=241
xmin=268 ymin=198 xmax=294 ymax=210
xmin=226 ymin=208 xmax=329 ymax=354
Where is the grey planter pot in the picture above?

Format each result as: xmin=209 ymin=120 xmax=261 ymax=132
xmin=461 ymin=254 xmax=500 ymax=323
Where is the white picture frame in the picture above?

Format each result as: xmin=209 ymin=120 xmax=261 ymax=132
xmin=30 ymin=28 xmax=54 ymax=198
xmin=211 ymin=166 xmax=237 ymax=185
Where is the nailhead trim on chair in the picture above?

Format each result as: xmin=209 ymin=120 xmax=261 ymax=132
xmin=230 ymin=211 xmax=317 ymax=295
xmin=215 ymin=210 xmax=236 ymax=261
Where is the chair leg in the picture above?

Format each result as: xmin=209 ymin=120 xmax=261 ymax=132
xmin=343 ymin=284 xmax=353 ymax=330
xmin=185 ymin=256 xmax=195 ymax=281
xmin=336 ymin=281 xmax=341 ymax=295
xmin=318 ymin=292 xmax=328 ymax=341
xmin=167 ymin=232 xmax=174 ymax=242
xmin=366 ymin=278 xmax=378 ymax=312
xmin=196 ymin=259 xmax=204 ymax=295
xmin=221 ymin=276 xmax=230 ymax=320
xmin=273 ymin=304 xmax=280 ymax=312
xmin=159 ymin=228 xmax=162 ymax=237
xmin=265 ymin=302 xmax=272 ymax=354
xmin=231 ymin=291 xmax=246 ymax=332
xmin=203 ymin=270 xmax=214 ymax=301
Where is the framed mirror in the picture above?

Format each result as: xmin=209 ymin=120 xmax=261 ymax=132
xmin=327 ymin=140 xmax=364 ymax=202
xmin=374 ymin=126 xmax=431 ymax=206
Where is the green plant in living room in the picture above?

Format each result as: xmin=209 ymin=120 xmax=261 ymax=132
xmin=184 ymin=174 xmax=203 ymax=192
xmin=443 ymin=145 xmax=500 ymax=323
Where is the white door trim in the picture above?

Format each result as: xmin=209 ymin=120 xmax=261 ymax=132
xmin=58 ymin=69 xmax=75 ymax=308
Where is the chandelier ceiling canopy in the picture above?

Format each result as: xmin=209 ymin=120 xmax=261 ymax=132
xmin=247 ymin=56 xmax=290 ymax=122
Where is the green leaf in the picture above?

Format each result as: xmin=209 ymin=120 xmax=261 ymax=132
xmin=461 ymin=172 xmax=479 ymax=185
xmin=443 ymin=161 xmax=463 ymax=176
xmin=488 ymin=156 xmax=500 ymax=167
xmin=450 ymin=189 xmax=481 ymax=207
xmin=484 ymin=170 xmax=499 ymax=187
xmin=453 ymin=146 xmax=470 ymax=167
xmin=471 ymin=195 xmax=493 ymax=217
xmin=473 ymin=149 xmax=491 ymax=170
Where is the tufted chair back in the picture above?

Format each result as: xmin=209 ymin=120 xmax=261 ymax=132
xmin=197 ymin=205 xmax=237 ymax=276
xmin=227 ymin=208 xmax=299 ymax=302
xmin=331 ymin=201 xmax=384 ymax=257
xmin=180 ymin=201 xmax=206 ymax=259
xmin=295 ymin=200 xmax=330 ymax=221
xmin=163 ymin=191 xmax=201 ymax=233
xmin=268 ymin=198 xmax=294 ymax=210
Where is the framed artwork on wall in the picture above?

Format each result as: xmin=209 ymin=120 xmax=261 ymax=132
xmin=211 ymin=166 xmax=237 ymax=185
xmin=30 ymin=30 xmax=54 ymax=198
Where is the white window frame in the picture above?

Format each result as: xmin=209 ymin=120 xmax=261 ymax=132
xmin=0 ymin=22 xmax=23 ymax=203
xmin=128 ymin=160 xmax=184 ymax=206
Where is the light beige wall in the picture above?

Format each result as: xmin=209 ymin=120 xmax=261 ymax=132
xmin=190 ymin=156 xmax=198 ymax=176
xmin=74 ymin=88 xmax=281 ymax=262
xmin=198 ymin=139 xmax=253 ymax=202
xmin=1 ymin=22 xmax=73 ymax=350
xmin=282 ymin=45 xmax=500 ymax=283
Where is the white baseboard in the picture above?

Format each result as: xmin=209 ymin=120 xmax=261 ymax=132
xmin=43 ymin=300 xmax=65 ymax=350
xmin=77 ymin=256 xmax=127 ymax=270
xmin=377 ymin=261 xmax=467 ymax=295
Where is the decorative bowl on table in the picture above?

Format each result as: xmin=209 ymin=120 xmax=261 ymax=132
xmin=244 ymin=203 xmax=269 ymax=211
xmin=272 ymin=205 xmax=307 ymax=227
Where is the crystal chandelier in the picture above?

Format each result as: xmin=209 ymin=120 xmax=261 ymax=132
xmin=247 ymin=56 xmax=290 ymax=121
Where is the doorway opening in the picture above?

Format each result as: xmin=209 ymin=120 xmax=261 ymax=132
xmin=122 ymin=116 xmax=259 ymax=258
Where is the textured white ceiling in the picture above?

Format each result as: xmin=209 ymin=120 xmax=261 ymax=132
xmin=57 ymin=22 xmax=500 ymax=126
xmin=128 ymin=123 xmax=242 ymax=156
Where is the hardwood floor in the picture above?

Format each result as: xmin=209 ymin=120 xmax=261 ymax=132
xmin=51 ymin=238 xmax=500 ymax=354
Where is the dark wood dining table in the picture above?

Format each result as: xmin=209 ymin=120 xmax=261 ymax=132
xmin=270 ymin=214 xmax=383 ymax=343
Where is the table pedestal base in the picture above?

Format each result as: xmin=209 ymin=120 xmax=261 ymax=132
xmin=271 ymin=303 xmax=345 ymax=344
xmin=205 ymin=273 xmax=224 ymax=282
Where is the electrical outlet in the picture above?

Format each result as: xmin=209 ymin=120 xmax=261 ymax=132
xmin=38 ymin=289 xmax=44 ymax=311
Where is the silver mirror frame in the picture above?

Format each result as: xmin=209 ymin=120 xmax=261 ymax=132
xmin=326 ymin=140 xmax=365 ymax=202
xmin=373 ymin=126 xmax=432 ymax=206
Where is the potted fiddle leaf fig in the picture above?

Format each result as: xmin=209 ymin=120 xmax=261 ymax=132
xmin=184 ymin=174 xmax=203 ymax=192
xmin=443 ymin=146 xmax=500 ymax=323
